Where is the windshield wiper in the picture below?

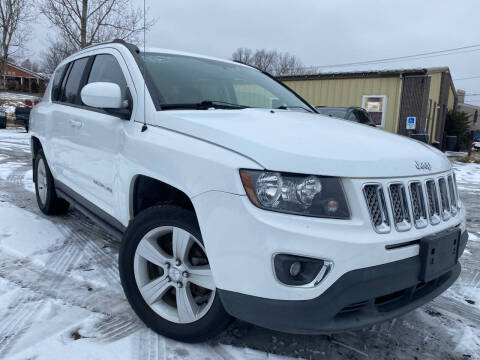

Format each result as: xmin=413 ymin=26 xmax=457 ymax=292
xmin=276 ymin=105 xmax=313 ymax=113
xmin=161 ymin=100 xmax=249 ymax=110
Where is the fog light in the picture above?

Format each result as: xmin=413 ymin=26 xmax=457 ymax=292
xmin=289 ymin=261 xmax=302 ymax=277
xmin=274 ymin=254 xmax=332 ymax=287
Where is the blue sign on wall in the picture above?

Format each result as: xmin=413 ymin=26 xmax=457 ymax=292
xmin=406 ymin=116 xmax=416 ymax=130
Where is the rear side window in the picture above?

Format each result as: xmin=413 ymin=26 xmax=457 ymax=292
xmin=61 ymin=57 xmax=89 ymax=105
xmin=88 ymin=54 xmax=127 ymax=101
xmin=51 ymin=64 xmax=68 ymax=101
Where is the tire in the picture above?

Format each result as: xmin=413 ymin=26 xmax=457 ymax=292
xmin=119 ymin=205 xmax=231 ymax=342
xmin=34 ymin=150 xmax=70 ymax=215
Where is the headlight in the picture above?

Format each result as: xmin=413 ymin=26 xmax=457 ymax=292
xmin=240 ymin=170 xmax=350 ymax=219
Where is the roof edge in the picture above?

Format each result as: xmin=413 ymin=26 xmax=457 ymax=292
xmin=278 ymin=67 xmax=454 ymax=81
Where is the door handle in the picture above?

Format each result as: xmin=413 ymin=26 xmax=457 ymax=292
xmin=69 ymin=119 xmax=83 ymax=128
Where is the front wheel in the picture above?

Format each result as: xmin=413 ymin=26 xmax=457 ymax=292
xmin=119 ymin=205 xmax=231 ymax=342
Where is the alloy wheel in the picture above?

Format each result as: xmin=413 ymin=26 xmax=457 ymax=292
xmin=37 ymin=158 xmax=48 ymax=206
xmin=133 ymin=226 xmax=216 ymax=324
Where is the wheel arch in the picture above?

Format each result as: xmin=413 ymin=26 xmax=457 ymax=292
xmin=130 ymin=174 xmax=198 ymax=222
xmin=31 ymin=136 xmax=43 ymax=183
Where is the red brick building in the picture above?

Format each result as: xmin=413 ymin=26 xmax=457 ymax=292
xmin=1 ymin=62 xmax=48 ymax=93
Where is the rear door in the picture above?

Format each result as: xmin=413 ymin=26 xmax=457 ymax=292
xmin=49 ymin=57 xmax=92 ymax=183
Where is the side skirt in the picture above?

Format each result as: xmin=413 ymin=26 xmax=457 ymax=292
xmin=55 ymin=181 xmax=126 ymax=240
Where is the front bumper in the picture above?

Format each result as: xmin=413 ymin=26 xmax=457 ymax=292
xmin=193 ymin=190 xmax=467 ymax=301
xmin=218 ymin=230 xmax=467 ymax=334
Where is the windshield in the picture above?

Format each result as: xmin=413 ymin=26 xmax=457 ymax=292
xmin=141 ymin=53 xmax=313 ymax=112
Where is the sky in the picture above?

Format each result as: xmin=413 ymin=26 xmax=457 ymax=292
xmin=26 ymin=0 xmax=480 ymax=104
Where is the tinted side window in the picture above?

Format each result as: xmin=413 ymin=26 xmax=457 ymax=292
xmin=62 ymin=57 xmax=89 ymax=105
xmin=51 ymin=64 xmax=68 ymax=101
xmin=88 ymin=54 xmax=127 ymax=101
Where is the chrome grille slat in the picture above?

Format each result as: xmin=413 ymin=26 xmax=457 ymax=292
xmin=453 ymin=173 xmax=461 ymax=209
xmin=363 ymin=184 xmax=390 ymax=233
xmin=426 ymin=179 xmax=441 ymax=225
xmin=438 ymin=177 xmax=451 ymax=221
xmin=388 ymin=183 xmax=411 ymax=231
xmin=409 ymin=182 xmax=428 ymax=228
xmin=447 ymin=175 xmax=457 ymax=215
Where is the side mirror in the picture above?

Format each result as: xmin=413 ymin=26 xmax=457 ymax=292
xmin=81 ymin=82 xmax=122 ymax=109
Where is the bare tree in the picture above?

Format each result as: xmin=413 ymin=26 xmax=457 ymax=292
xmin=40 ymin=0 xmax=155 ymax=49
xmin=273 ymin=52 xmax=304 ymax=76
xmin=231 ymin=47 xmax=304 ymax=76
xmin=0 ymin=0 xmax=33 ymax=87
xmin=232 ymin=47 xmax=253 ymax=65
xmin=41 ymin=38 xmax=77 ymax=74
xmin=252 ymin=49 xmax=278 ymax=73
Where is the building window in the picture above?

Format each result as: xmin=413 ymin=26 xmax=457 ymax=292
xmin=362 ymin=95 xmax=387 ymax=127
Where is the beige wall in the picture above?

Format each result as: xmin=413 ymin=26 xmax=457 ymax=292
xmin=283 ymin=77 xmax=403 ymax=133
xmin=427 ymin=73 xmax=442 ymax=142
xmin=447 ymin=85 xmax=455 ymax=110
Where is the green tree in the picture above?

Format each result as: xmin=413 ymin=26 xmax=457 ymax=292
xmin=445 ymin=110 xmax=471 ymax=150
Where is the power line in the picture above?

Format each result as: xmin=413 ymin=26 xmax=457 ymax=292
xmin=453 ymin=75 xmax=480 ymax=81
xmin=296 ymin=43 xmax=480 ymax=71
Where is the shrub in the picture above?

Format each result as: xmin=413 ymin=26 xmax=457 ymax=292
xmin=445 ymin=110 xmax=471 ymax=150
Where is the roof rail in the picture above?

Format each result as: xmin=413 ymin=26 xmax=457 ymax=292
xmin=80 ymin=39 xmax=140 ymax=53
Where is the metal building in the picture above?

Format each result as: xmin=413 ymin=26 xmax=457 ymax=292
xmin=279 ymin=67 xmax=457 ymax=144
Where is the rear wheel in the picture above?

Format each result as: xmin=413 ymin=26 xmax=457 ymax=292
xmin=119 ymin=205 xmax=231 ymax=342
xmin=34 ymin=150 xmax=69 ymax=215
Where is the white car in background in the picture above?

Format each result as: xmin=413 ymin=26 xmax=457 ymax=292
xmin=29 ymin=40 xmax=468 ymax=342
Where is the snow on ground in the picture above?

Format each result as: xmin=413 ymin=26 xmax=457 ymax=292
xmin=0 ymin=128 xmax=479 ymax=360
xmin=454 ymin=161 xmax=480 ymax=193
xmin=0 ymin=92 xmax=40 ymax=101
xmin=0 ymin=92 xmax=41 ymax=116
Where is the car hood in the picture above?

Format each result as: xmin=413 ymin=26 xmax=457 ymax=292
xmin=152 ymin=108 xmax=451 ymax=178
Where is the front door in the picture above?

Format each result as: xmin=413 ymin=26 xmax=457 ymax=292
xmin=71 ymin=51 xmax=135 ymax=216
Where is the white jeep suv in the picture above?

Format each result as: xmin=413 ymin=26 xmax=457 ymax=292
xmin=30 ymin=40 xmax=468 ymax=342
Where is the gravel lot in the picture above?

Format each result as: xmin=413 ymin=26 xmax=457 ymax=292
xmin=0 ymin=128 xmax=479 ymax=360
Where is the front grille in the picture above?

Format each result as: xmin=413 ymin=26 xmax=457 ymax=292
xmin=409 ymin=182 xmax=428 ymax=228
xmin=447 ymin=175 xmax=457 ymax=214
xmin=438 ymin=177 xmax=450 ymax=220
xmin=426 ymin=180 xmax=441 ymax=225
xmin=389 ymin=183 xmax=411 ymax=231
xmin=363 ymin=173 xmax=459 ymax=233
xmin=363 ymin=184 xmax=390 ymax=233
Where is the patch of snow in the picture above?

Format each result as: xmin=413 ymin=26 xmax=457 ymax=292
xmin=446 ymin=151 xmax=467 ymax=157
xmin=0 ymin=207 xmax=65 ymax=261
xmin=453 ymin=162 xmax=480 ymax=190
xmin=0 ymin=105 xmax=16 ymax=115
xmin=0 ymin=92 xmax=40 ymax=101
xmin=0 ymin=162 xmax=23 ymax=180
xmin=454 ymin=326 xmax=480 ymax=356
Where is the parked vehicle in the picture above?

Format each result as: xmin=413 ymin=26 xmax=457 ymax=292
xmin=15 ymin=106 xmax=31 ymax=132
xmin=15 ymin=100 xmax=38 ymax=132
xmin=474 ymin=141 xmax=480 ymax=151
xmin=0 ymin=110 xmax=6 ymax=129
xmin=316 ymin=106 xmax=377 ymax=126
xmin=30 ymin=40 xmax=468 ymax=343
